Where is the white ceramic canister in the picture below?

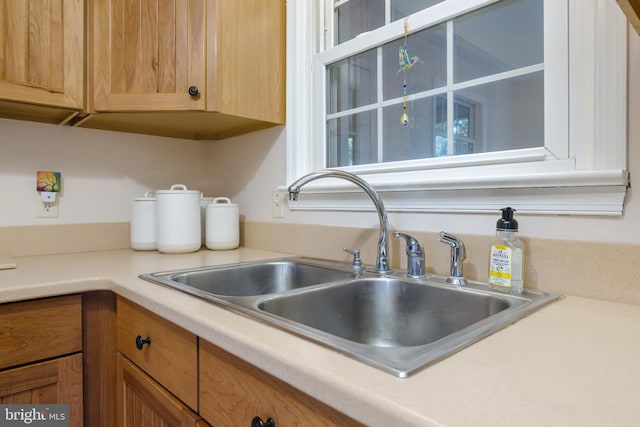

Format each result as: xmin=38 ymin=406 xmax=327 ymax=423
xmin=130 ymin=191 xmax=157 ymax=251
xmin=156 ymin=184 xmax=202 ymax=253
xmin=205 ymin=197 xmax=239 ymax=250
xmin=200 ymin=195 xmax=215 ymax=245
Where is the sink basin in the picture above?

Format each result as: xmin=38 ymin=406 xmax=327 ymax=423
xmin=140 ymin=257 xmax=560 ymax=377
xmin=258 ymin=278 xmax=518 ymax=347
xmin=142 ymin=259 xmax=355 ymax=297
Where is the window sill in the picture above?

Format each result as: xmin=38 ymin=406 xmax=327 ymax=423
xmin=285 ymin=168 xmax=629 ymax=216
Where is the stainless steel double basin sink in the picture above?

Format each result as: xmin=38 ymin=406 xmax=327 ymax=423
xmin=140 ymin=258 xmax=559 ymax=377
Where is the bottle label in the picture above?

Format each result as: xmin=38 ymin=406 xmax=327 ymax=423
xmin=489 ymin=244 xmax=512 ymax=288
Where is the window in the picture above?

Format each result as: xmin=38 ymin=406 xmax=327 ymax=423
xmin=327 ymin=0 xmax=544 ymax=166
xmin=286 ymin=0 xmax=629 ymax=215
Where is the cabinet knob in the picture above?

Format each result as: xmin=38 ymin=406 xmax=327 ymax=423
xmin=135 ymin=335 xmax=151 ymax=350
xmin=251 ymin=416 xmax=275 ymax=427
xmin=188 ymin=86 xmax=199 ymax=96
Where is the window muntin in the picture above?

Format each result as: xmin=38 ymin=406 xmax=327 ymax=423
xmin=334 ymin=0 xmax=448 ymax=44
xmin=325 ymin=0 xmax=545 ymax=168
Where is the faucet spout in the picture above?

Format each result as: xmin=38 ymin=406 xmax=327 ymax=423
xmin=288 ymin=169 xmax=391 ymax=273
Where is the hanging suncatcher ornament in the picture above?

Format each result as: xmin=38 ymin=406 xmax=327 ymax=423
xmin=399 ymin=18 xmax=420 ymax=127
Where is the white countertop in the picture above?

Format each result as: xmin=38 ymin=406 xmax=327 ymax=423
xmin=1 ymin=247 xmax=639 ymax=426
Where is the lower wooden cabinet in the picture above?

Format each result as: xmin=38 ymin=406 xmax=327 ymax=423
xmin=0 ymin=295 xmax=83 ymax=427
xmin=0 ymin=353 xmax=82 ymax=405
xmin=0 ymin=353 xmax=83 ymax=427
xmin=116 ymin=296 xmax=198 ymax=410
xmin=199 ymin=339 xmax=362 ymax=427
xmin=116 ymin=353 xmax=208 ymax=427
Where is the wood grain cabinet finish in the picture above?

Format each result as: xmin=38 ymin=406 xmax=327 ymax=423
xmin=0 ymin=295 xmax=83 ymax=427
xmin=116 ymin=296 xmax=198 ymax=411
xmin=0 ymin=294 xmax=82 ymax=370
xmin=0 ymin=354 xmax=83 ymax=426
xmin=116 ymin=353 xmax=207 ymax=427
xmin=89 ymin=0 xmax=206 ymax=112
xmin=0 ymin=0 xmax=84 ymax=122
xmin=85 ymin=0 xmax=285 ymax=139
xmin=617 ymin=0 xmax=640 ymax=34
xmin=199 ymin=339 xmax=363 ymax=427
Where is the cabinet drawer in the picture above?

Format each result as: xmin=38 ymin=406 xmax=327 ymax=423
xmin=199 ymin=340 xmax=362 ymax=427
xmin=0 ymin=295 xmax=82 ymax=370
xmin=117 ymin=296 xmax=197 ymax=410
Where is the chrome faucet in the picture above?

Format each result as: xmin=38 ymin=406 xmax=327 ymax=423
xmin=393 ymin=232 xmax=424 ymax=278
xmin=438 ymin=231 xmax=467 ymax=286
xmin=288 ymin=169 xmax=391 ymax=274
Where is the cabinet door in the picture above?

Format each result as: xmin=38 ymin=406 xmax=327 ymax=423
xmin=199 ymin=340 xmax=363 ymax=427
xmin=0 ymin=0 xmax=83 ymax=109
xmin=116 ymin=353 xmax=205 ymax=427
xmin=116 ymin=296 xmax=198 ymax=410
xmin=90 ymin=0 xmax=205 ymax=112
xmin=0 ymin=353 xmax=83 ymax=427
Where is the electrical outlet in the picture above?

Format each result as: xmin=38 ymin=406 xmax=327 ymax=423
xmin=272 ymin=189 xmax=284 ymax=218
xmin=36 ymin=195 xmax=59 ymax=218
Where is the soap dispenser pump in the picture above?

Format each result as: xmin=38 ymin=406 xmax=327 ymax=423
xmin=488 ymin=207 xmax=524 ymax=294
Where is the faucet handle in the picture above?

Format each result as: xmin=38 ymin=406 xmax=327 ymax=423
xmin=438 ymin=231 xmax=467 ymax=286
xmin=393 ymin=232 xmax=423 ymax=254
xmin=393 ymin=232 xmax=425 ymax=278
xmin=343 ymin=248 xmax=363 ymax=270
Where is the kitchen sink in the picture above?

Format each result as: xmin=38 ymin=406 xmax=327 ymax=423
xmin=143 ymin=259 xmax=356 ymax=297
xmin=140 ymin=257 xmax=560 ymax=377
xmin=258 ymin=278 xmax=518 ymax=347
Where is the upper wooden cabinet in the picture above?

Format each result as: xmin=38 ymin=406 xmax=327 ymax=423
xmin=617 ymin=0 xmax=640 ymax=35
xmin=83 ymin=0 xmax=286 ymax=139
xmin=0 ymin=0 xmax=84 ymax=124
xmin=90 ymin=0 xmax=206 ymax=112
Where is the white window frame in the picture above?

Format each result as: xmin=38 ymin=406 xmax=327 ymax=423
xmin=286 ymin=0 xmax=629 ymax=216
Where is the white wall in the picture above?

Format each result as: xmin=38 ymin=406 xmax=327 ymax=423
xmin=0 ymin=119 xmax=216 ymax=226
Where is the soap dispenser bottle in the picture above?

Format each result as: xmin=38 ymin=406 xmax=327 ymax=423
xmin=488 ymin=207 xmax=524 ymax=294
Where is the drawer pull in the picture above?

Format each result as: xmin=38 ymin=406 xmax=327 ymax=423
xmin=188 ymin=86 xmax=199 ymax=96
xmin=251 ymin=416 xmax=275 ymax=427
xmin=135 ymin=335 xmax=151 ymax=350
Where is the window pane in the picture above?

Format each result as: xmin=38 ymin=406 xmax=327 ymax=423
xmin=382 ymin=97 xmax=440 ymax=162
xmin=391 ymin=0 xmax=446 ymax=21
xmin=335 ymin=0 xmax=384 ymax=44
xmin=454 ymin=0 xmax=543 ymax=83
xmin=327 ymin=49 xmax=377 ymax=114
xmin=327 ymin=111 xmax=378 ymax=167
xmin=382 ymin=24 xmax=447 ymax=100
xmin=454 ymin=71 xmax=544 ymax=153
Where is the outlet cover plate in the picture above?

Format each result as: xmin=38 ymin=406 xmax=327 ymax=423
xmin=272 ymin=189 xmax=284 ymax=218
xmin=36 ymin=195 xmax=59 ymax=218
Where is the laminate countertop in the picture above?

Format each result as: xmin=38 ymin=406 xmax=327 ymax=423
xmin=1 ymin=248 xmax=639 ymax=426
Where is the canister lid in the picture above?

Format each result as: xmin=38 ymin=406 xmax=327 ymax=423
xmin=134 ymin=191 xmax=156 ymax=201
xmin=156 ymin=184 xmax=201 ymax=195
xmin=207 ymin=197 xmax=237 ymax=208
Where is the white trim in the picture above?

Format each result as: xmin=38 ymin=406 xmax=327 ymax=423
xmin=543 ymin=0 xmax=569 ymax=159
xmin=568 ymin=0 xmax=627 ymax=171
xmin=286 ymin=0 xmax=320 ymax=183
xmin=286 ymin=183 xmax=628 ymax=216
